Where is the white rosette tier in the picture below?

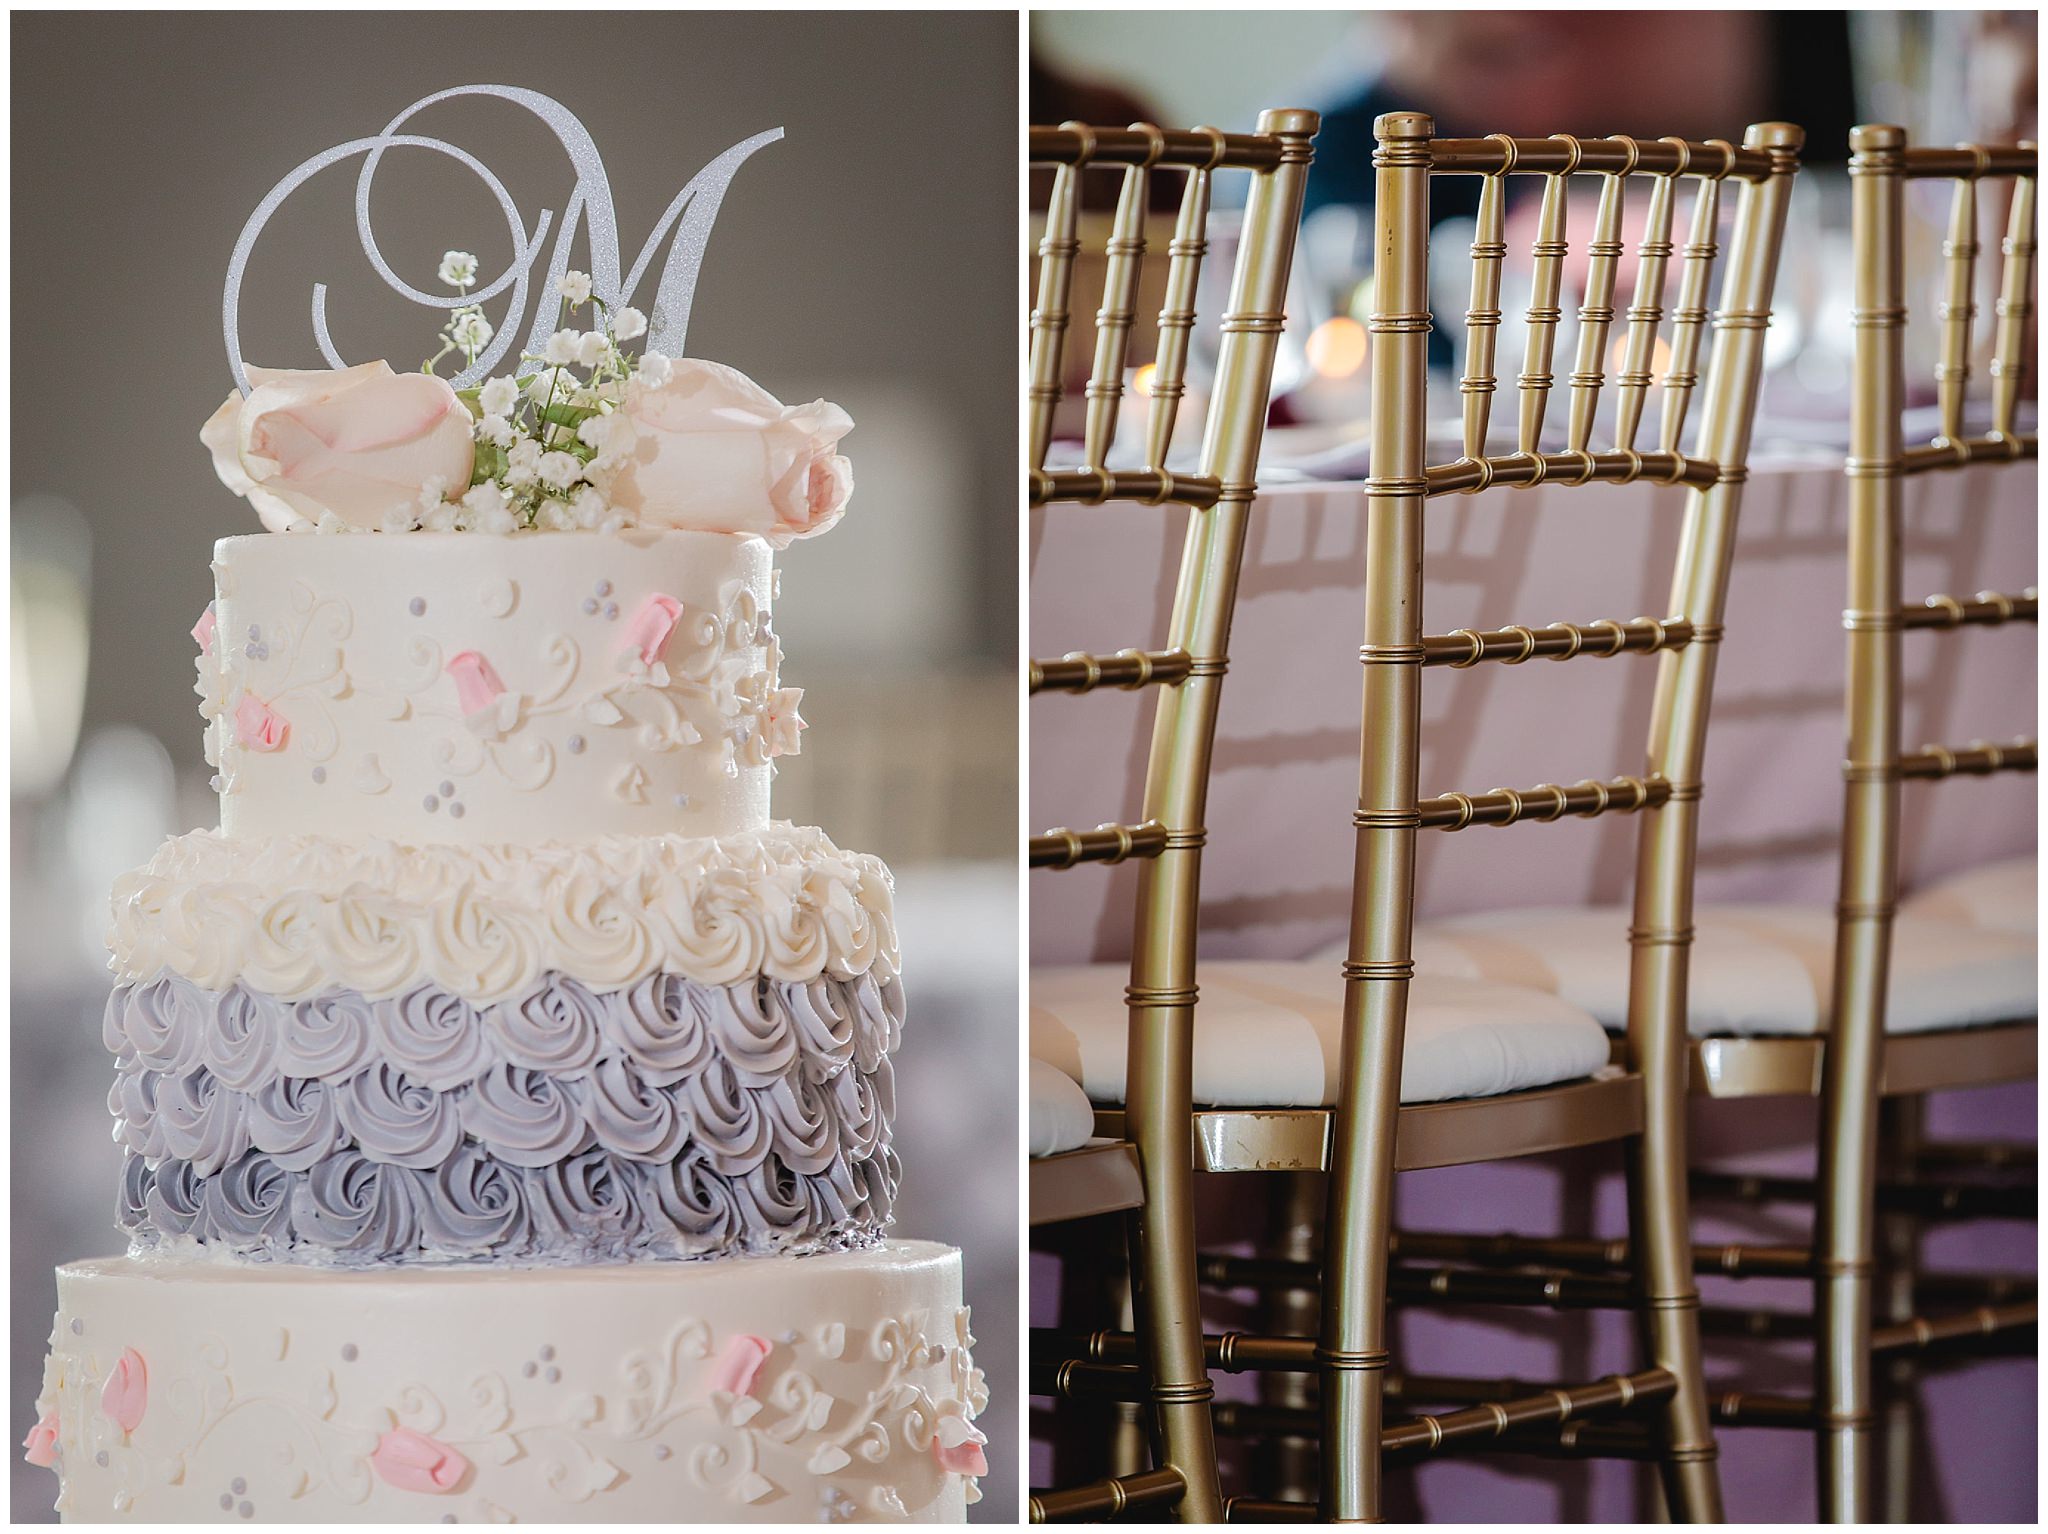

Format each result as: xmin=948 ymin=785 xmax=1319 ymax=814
xmin=37 ymin=1242 xmax=983 ymax=1522
xmin=203 ymin=530 xmax=792 ymax=845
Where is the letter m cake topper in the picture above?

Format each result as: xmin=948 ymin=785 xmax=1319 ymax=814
xmin=222 ymin=84 xmax=780 ymax=395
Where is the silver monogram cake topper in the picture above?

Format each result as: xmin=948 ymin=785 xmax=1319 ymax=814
xmin=222 ymin=84 xmax=781 ymax=395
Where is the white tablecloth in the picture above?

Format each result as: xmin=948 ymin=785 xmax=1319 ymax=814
xmin=1030 ymin=455 xmax=2036 ymax=965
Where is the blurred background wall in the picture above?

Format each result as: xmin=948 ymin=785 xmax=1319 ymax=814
xmin=12 ymin=10 xmax=1019 ymax=1521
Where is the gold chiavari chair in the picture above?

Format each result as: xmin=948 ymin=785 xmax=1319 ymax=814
xmin=1396 ymin=127 xmax=2038 ymax=1522
xmin=1033 ymin=111 xmax=1802 ymax=1522
xmin=1812 ymin=124 xmax=2038 ymax=1520
xmin=1025 ymin=108 xmax=1318 ymax=1524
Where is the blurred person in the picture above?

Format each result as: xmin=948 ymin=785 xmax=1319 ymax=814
xmin=1301 ymin=10 xmax=1854 ymax=217
xmin=1029 ymin=54 xmax=1177 ymax=211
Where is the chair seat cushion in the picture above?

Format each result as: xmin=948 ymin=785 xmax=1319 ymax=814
xmin=1030 ymin=960 xmax=1612 ymax=1109
xmin=1383 ymin=904 xmax=2036 ymax=1038
xmin=1901 ymin=856 xmax=2036 ymax=938
xmin=1029 ymin=1057 xmax=1099 ymax=1158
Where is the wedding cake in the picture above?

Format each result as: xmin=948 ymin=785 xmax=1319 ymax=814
xmin=25 ymin=88 xmax=986 ymax=1524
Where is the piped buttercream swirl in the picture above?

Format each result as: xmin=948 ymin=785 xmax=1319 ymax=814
xmin=109 ymin=823 xmax=897 ymax=1004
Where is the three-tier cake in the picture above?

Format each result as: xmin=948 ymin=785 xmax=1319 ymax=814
xmin=24 ymin=156 xmax=985 ymax=1516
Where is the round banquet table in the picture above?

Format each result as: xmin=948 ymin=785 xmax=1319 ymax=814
xmin=1030 ymin=450 xmax=2037 ymax=968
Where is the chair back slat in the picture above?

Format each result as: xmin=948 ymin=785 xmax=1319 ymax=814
xmin=1029 ymin=157 xmax=1084 ymax=471
xmin=1145 ymin=162 xmax=1215 ymax=470
xmin=1457 ymin=167 xmax=1509 ymax=463
xmin=1081 ymin=156 xmax=1155 ymax=470
xmin=1989 ymin=163 xmax=2037 ymax=442
xmin=1612 ymin=154 xmax=1682 ymax=453
xmin=1564 ymin=155 xmax=1630 ymax=453
xmin=1516 ymin=159 xmax=1572 ymax=452
xmin=1657 ymin=152 xmax=1733 ymax=455
xmin=1934 ymin=174 xmax=1981 ymax=445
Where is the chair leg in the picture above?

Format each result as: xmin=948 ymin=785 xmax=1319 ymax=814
xmin=1628 ymin=1129 xmax=1725 ymax=1522
xmin=1815 ymin=915 xmax=1891 ymax=1522
xmin=1876 ymin=1093 xmax=1925 ymax=1521
xmin=1623 ymin=862 xmax=1724 ymax=1521
xmin=1255 ymin=1171 xmax=1323 ymax=1504
xmin=1123 ymin=1100 xmax=1224 ymax=1520
xmin=1110 ymin=1270 xmax=1149 ymax=1480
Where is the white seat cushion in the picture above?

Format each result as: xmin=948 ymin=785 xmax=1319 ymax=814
xmin=1379 ymin=904 xmax=2036 ymax=1038
xmin=1029 ymin=1058 xmax=1098 ymax=1158
xmin=1901 ymin=856 xmax=2037 ymax=938
xmin=1030 ymin=960 xmax=1612 ymax=1109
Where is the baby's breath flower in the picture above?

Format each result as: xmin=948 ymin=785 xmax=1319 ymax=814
xmin=421 ymin=502 xmax=460 ymax=533
xmin=570 ymin=485 xmax=609 ymax=528
xmin=558 ymin=270 xmax=593 ymax=305
xmin=537 ymin=450 xmax=584 ymax=492
xmin=439 ymin=250 xmax=479 ymax=288
xmin=544 ymin=330 xmax=582 ymax=366
xmin=535 ymin=499 xmax=577 ymax=532
xmin=478 ymin=376 xmax=520 ymax=416
xmin=524 ymin=366 xmax=568 ymax=403
xmin=504 ymin=439 xmax=542 ymax=489
xmin=461 ymin=482 xmax=509 ymax=519
xmin=575 ymin=331 xmax=611 ymax=370
xmin=450 ymin=311 xmax=493 ymax=353
xmin=416 ymin=476 xmax=451 ymax=511
xmin=576 ymin=415 xmax=612 ymax=451
xmin=476 ymin=414 xmax=516 ymax=449
xmin=380 ymin=508 xmax=419 ymax=535
xmin=611 ymin=306 xmax=648 ymax=342
xmin=637 ymin=350 xmax=674 ymax=387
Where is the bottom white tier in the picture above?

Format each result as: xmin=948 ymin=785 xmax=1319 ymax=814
xmin=31 ymin=1242 xmax=983 ymax=1524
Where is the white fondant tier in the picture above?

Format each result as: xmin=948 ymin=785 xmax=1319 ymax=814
xmin=203 ymin=530 xmax=797 ymax=846
xmin=34 ymin=1243 xmax=983 ymax=1523
xmin=109 ymin=823 xmax=897 ymax=1004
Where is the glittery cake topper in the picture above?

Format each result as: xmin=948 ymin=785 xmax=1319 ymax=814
xmin=222 ymin=83 xmax=781 ymax=396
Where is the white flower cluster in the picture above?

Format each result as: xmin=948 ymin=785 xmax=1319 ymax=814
xmin=350 ymin=256 xmax=675 ymax=537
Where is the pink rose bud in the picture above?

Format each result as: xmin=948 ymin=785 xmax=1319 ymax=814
xmin=620 ymin=594 xmax=685 ymax=666
xmin=21 ymin=1412 xmax=58 ymax=1469
xmin=101 ymin=1349 xmax=147 ymax=1434
xmin=192 ymin=604 xmax=218 ymax=656
xmin=232 ymin=693 xmax=289 ymax=753
xmin=708 ymin=1334 xmax=772 ymax=1397
xmin=446 ymin=652 xmax=507 ymax=715
xmin=370 ymin=1428 xmax=470 ymax=1494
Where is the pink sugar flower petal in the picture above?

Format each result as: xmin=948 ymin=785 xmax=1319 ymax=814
xmin=620 ymin=594 xmax=685 ymax=666
xmin=708 ymin=1334 xmax=772 ymax=1397
xmin=233 ymin=692 xmax=290 ymax=752
xmin=21 ymin=1411 xmax=58 ymax=1468
xmin=445 ymin=651 xmax=507 ymax=715
xmin=101 ymin=1349 xmax=147 ymax=1434
xmin=370 ymin=1427 xmax=470 ymax=1494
